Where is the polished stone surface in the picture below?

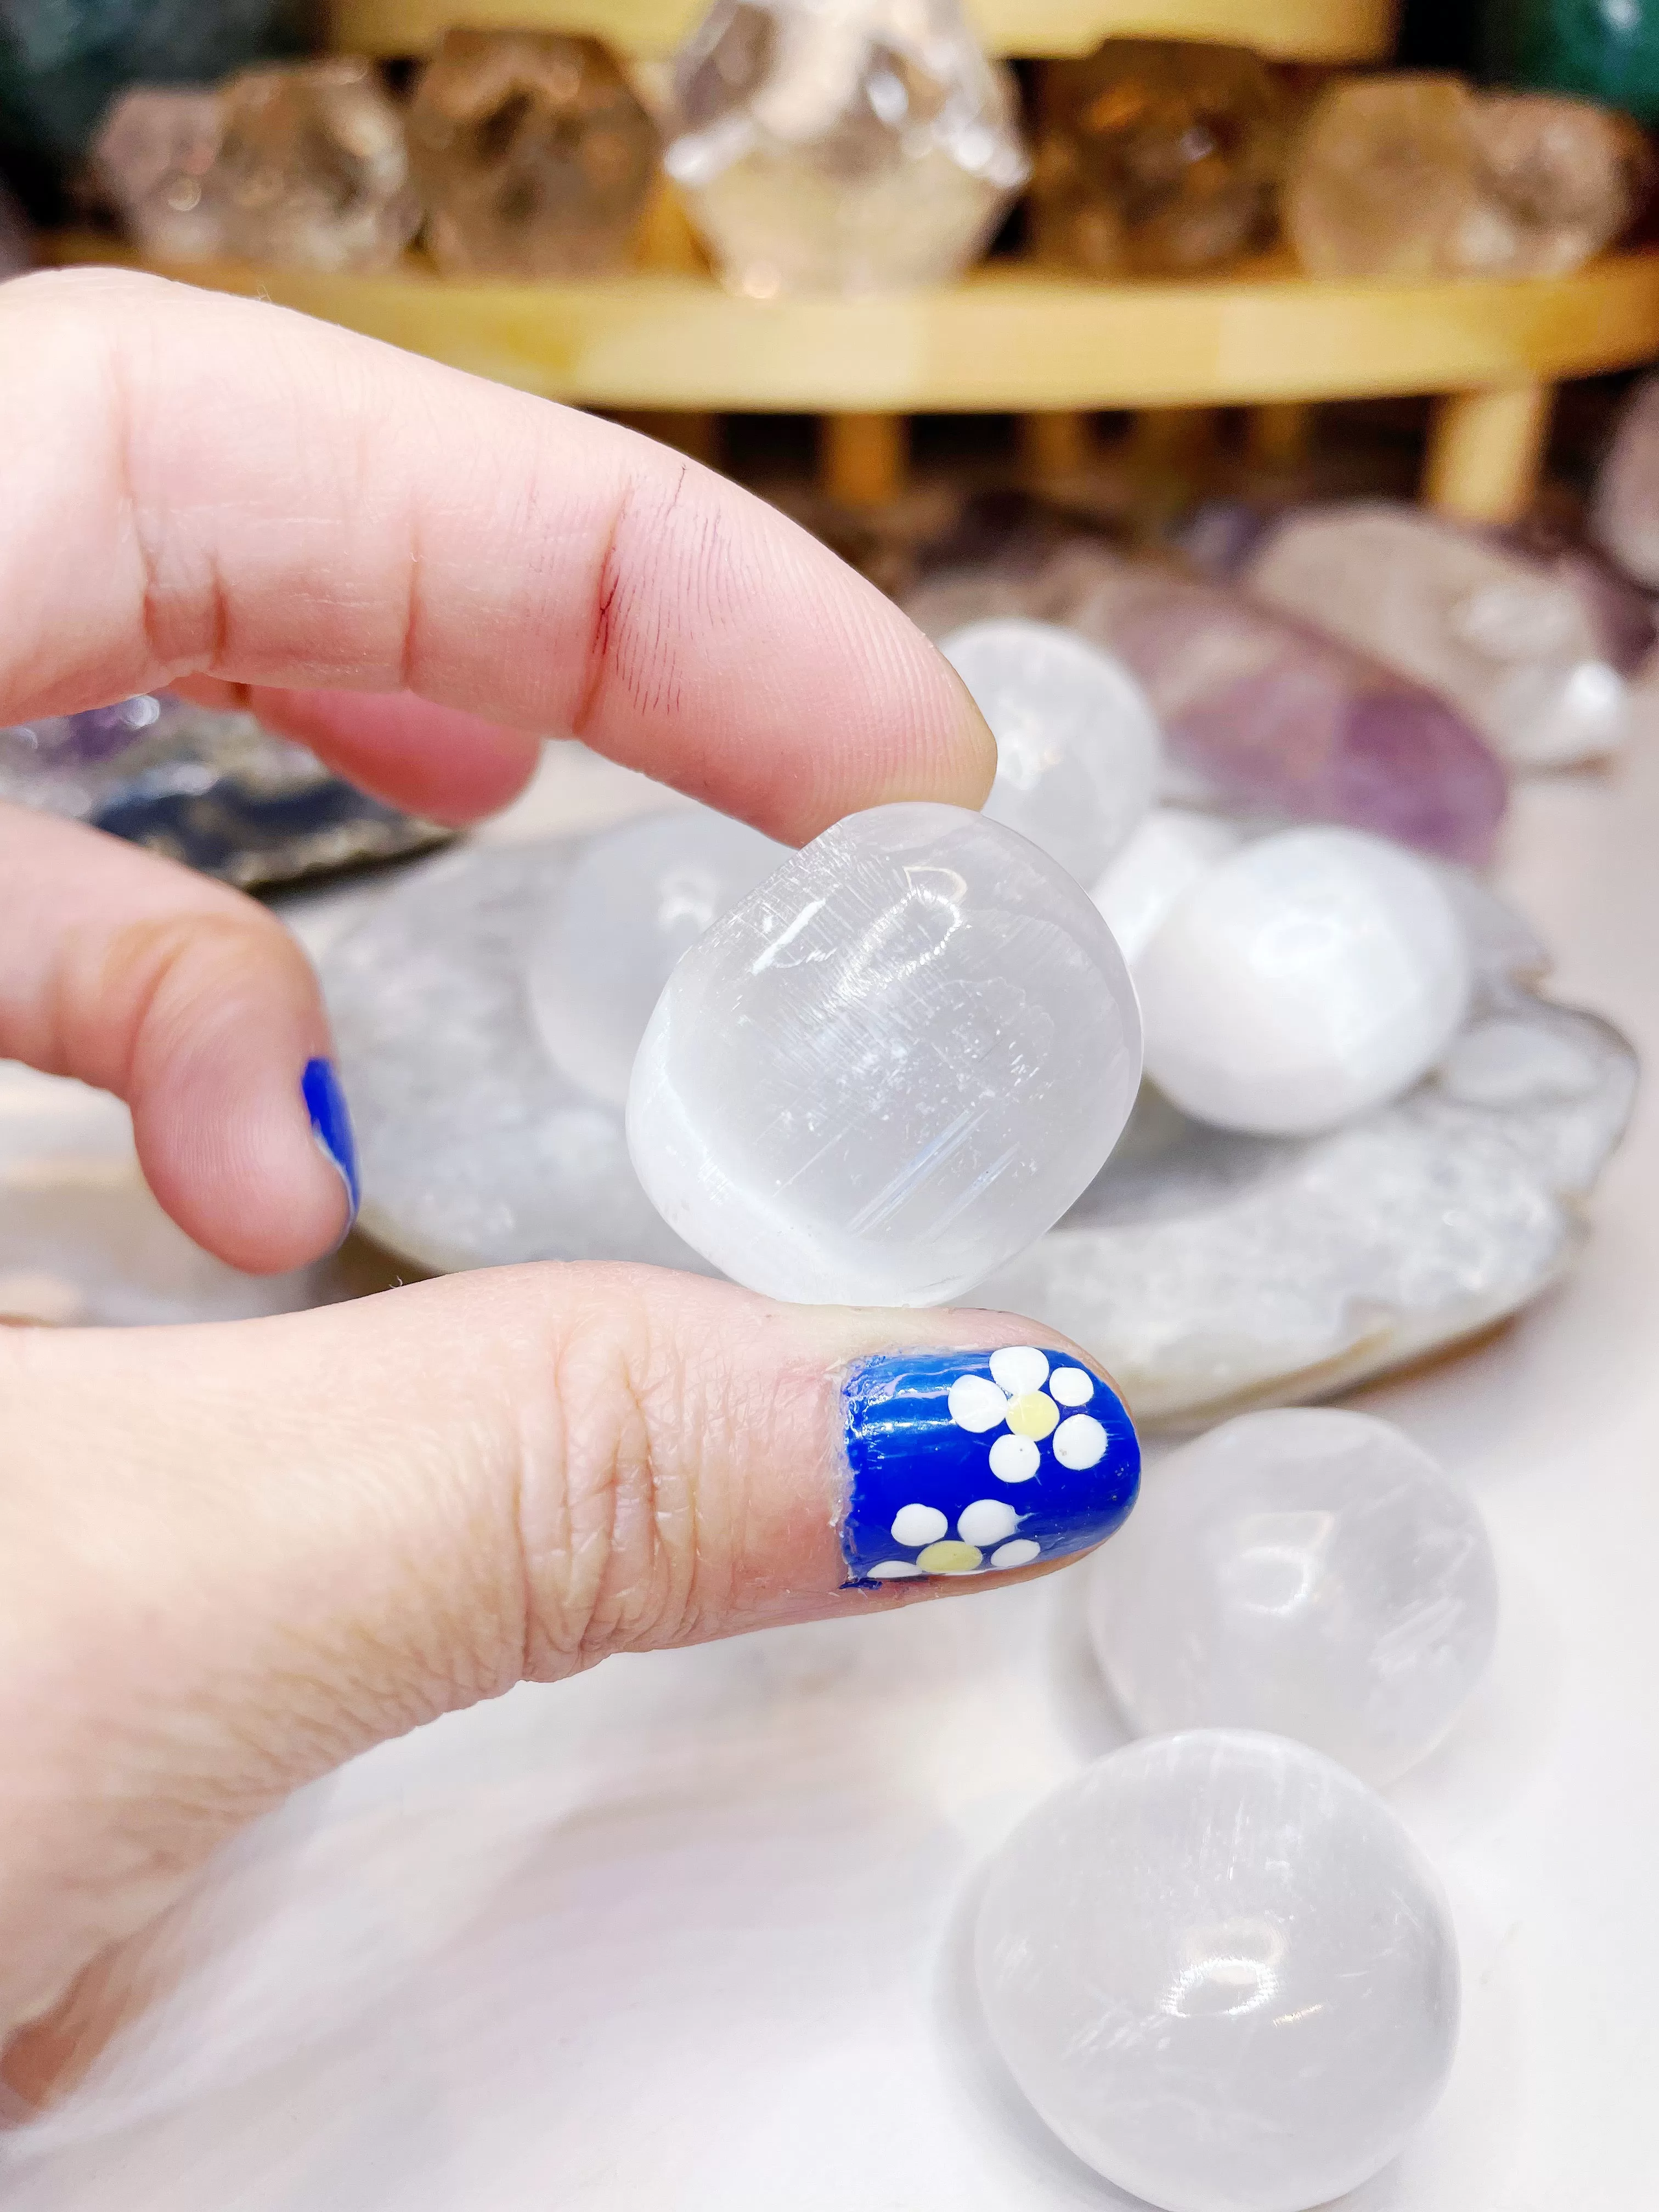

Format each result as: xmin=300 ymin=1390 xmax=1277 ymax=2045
xmin=909 ymin=542 xmax=1510 ymax=866
xmin=627 ymin=802 xmax=1142 ymax=1305
xmin=1286 ymin=74 xmax=1648 ymax=279
xmin=408 ymin=29 xmax=657 ymax=278
xmin=664 ymin=0 xmax=1028 ymax=295
xmin=1030 ymin=37 xmax=1288 ymax=277
xmin=940 ymin=617 xmax=1161 ymax=885
xmin=528 ymin=806 xmax=788 ymax=1106
xmin=1136 ymin=826 xmax=1473 ymax=1135
xmin=977 ymin=1731 xmax=1460 ymax=2212
xmin=1090 ymin=805 xmax=1243 ymax=968
xmin=217 ymin=58 xmax=419 ymax=273
xmin=1248 ymin=502 xmax=1642 ymax=770
xmin=1090 ymin=1409 xmax=1499 ymax=1783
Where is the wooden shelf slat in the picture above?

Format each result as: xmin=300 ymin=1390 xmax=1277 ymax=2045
xmin=328 ymin=0 xmax=1397 ymax=63
xmin=48 ymin=241 xmax=1659 ymax=414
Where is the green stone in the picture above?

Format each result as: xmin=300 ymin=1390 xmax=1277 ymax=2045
xmin=1481 ymin=0 xmax=1659 ymax=121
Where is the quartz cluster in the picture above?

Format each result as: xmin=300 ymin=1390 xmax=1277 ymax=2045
xmin=908 ymin=541 xmax=1509 ymax=866
xmin=663 ymin=0 xmax=1029 ymax=295
xmin=1245 ymin=501 xmax=1650 ymax=769
xmin=1030 ymin=38 xmax=1288 ymax=278
xmin=1286 ymin=73 xmax=1651 ymax=279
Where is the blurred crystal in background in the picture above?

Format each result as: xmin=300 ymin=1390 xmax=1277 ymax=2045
xmin=664 ymin=0 xmax=1029 ymax=295
xmin=1029 ymin=38 xmax=1288 ymax=277
xmin=88 ymin=82 xmax=224 ymax=257
xmin=409 ymin=30 xmax=658 ymax=279
xmin=215 ymin=57 xmax=419 ymax=273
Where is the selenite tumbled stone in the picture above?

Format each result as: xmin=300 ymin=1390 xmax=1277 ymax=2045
xmin=664 ymin=0 xmax=1029 ymax=296
xmin=976 ymin=1731 xmax=1460 ymax=2212
xmin=940 ymin=618 xmax=1161 ymax=886
xmin=1090 ymin=806 xmax=1242 ymax=968
xmin=1089 ymin=1409 xmax=1498 ymax=1783
xmin=625 ymin=802 xmax=1142 ymax=1304
xmin=529 ymin=806 xmax=789 ymax=1107
xmin=1136 ymin=826 xmax=1472 ymax=1135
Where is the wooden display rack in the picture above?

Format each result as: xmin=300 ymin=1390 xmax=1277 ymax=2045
xmin=54 ymin=0 xmax=1659 ymax=521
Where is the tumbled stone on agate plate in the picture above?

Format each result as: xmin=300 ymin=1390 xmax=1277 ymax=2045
xmin=940 ymin=618 xmax=1161 ymax=887
xmin=1137 ymin=826 xmax=1472 ymax=1136
xmin=626 ymin=802 xmax=1142 ymax=1305
xmin=977 ymin=1732 xmax=1460 ymax=2212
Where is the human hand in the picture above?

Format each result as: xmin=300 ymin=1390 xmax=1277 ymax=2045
xmin=0 ymin=270 xmax=1138 ymax=2097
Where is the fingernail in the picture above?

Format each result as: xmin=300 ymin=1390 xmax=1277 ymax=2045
xmin=301 ymin=1056 xmax=360 ymax=1227
xmin=839 ymin=1344 xmax=1139 ymax=1588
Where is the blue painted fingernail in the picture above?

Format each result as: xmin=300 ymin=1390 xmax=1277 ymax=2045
xmin=301 ymin=1056 xmax=360 ymax=1226
xmin=839 ymin=1344 xmax=1139 ymax=1588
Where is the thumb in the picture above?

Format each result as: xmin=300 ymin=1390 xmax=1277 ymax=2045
xmin=0 ymin=1265 xmax=1137 ymax=2077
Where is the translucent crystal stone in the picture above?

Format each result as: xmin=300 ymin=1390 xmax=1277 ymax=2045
xmin=408 ymin=29 xmax=658 ymax=278
xmin=1593 ymin=371 xmax=1659 ymax=589
xmin=664 ymin=0 xmax=1029 ymax=296
xmin=529 ymin=807 xmax=789 ymax=1106
xmin=626 ymin=802 xmax=1141 ymax=1304
xmin=1286 ymin=74 xmax=1647 ymax=279
xmin=1247 ymin=501 xmax=1634 ymax=769
xmin=1088 ymin=1409 xmax=1498 ymax=1784
xmin=216 ymin=58 xmax=420 ymax=273
xmin=976 ymin=1731 xmax=1460 ymax=2212
xmin=1137 ymin=826 xmax=1472 ymax=1136
xmin=1090 ymin=806 xmax=1241 ymax=968
xmin=939 ymin=619 xmax=1161 ymax=886
xmin=90 ymin=86 xmax=226 ymax=259
xmin=907 ymin=541 xmax=1509 ymax=867
xmin=1030 ymin=38 xmax=1288 ymax=277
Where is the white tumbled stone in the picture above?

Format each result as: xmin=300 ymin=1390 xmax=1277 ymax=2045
xmin=1089 ymin=1409 xmax=1498 ymax=1783
xmin=976 ymin=1731 xmax=1460 ymax=2212
xmin=529 ymin=806 xmax=788 ymax=1105
xmin=626 ymin=802 xmax=1142 ymax=1305
xmin=941 ymin=618 xmax=1161 ymax=886
xmin=1091 ymin=806 xmax=1244 ymax=967
xmin=1136 ymin=826 xmax=1471 ymax=1135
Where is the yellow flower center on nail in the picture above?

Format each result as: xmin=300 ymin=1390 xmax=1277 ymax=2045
xmin=916 ymin=1540 xmax=984 ymax=1575
xmin=1005 ymin=1391 xmax=1060 ymax=1440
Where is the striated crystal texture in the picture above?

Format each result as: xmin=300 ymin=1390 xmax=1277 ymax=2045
xmin=1286 ymin=74 xmax=1649 ymax=279
xmin=408 ymin=29 xmax=658 ymax=278
xmin=907 ymin=542 xmax=1510 ymax=866
xmin=1091 ymin=806 xmax=1242 ymax=969
xmin=976 ymin=1732 xmax=1460 ymax=2212
xmin=626 ymin=802 xmax=1142 ymax=1305
xmin=529 ymin=806 xmax=789 ymax=1107
xmin=1030 ymin=38 xmax=1288 ymax=277
xmin=1137 ymin=826 xmax=1472 ymax=1135
xmin=939 ymin=618 xmax=1161 ymax=885
xmin=216 ymin=58 xmax=420 ymax=273
xmin=1592 ymin=370 xmax=1659 ymax=587
xmin=89 ymin=85 xmax=225 ymax=259
xmin=1246 ymin=501 xmax=1640 ymax=769
xmin=1089 ymin=1410 xmax=1499 ymax=1784
xmin=321 ymin=842 xmax=709 ymax=1276
xmin=664 ymin=0 xmax=1029 ymax=296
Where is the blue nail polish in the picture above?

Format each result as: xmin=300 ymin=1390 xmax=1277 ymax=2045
xmin=839 ymin=1344 xmax=1138 ymax=1588
xmin=301 ymin=1056 xmax=360 ymax=1225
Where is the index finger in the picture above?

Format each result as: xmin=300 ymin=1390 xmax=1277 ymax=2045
xmin=0 ymin=267 xmax=994 ymax=842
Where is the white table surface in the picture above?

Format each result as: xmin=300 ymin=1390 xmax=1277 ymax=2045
xmin=4 ymin=744 xmax=1658 ymax=2211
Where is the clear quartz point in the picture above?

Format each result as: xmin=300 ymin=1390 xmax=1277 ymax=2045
xmin=625 ymin=802 xmax=1142 ymax=1305
xmin=664 ymin=0 xmax=1029 ymax=295
xmin=91 ymin=86 xmax=227 ymax=259
xmin=216 ymin=58 xmax=420 ymax=273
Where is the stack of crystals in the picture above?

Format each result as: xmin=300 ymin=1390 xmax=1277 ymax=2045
xmin=1286 ymin=73 xmax=1651 ymax=279
xmin=1030 ymin=38 xmax=1289 ymax=277
xmin=408 ymin=31 xmax=658 ymax=278
xmin=663 ymin=0 xmax=1029 ymax=296
xmin=90 ymin=87 xmax=227 ymax=259
xmin=215 ymin=59 xmax=420 ymax=272
xmin=1592 ymin=372 xmax=1659 ymax=588
xmin=907 ymin=541 xmax=1509 ymax=866
xmin=1246 ymin=501 xmax=1649 ymax=769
